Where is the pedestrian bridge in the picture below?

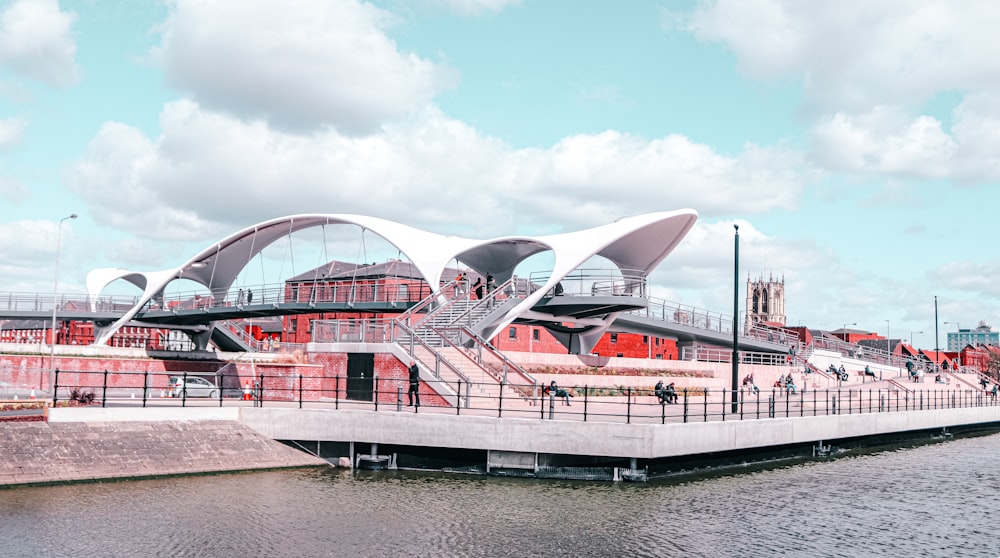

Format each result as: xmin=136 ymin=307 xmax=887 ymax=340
xmin=0 ymin=280 xmax=795 ymax=355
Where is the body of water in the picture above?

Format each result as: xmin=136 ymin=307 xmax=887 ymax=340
xmin=2 ymin=433 xmax=999 ymax=557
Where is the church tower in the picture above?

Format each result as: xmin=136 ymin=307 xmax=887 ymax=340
xmin=746 ymin=273 xmax=786 ymax=330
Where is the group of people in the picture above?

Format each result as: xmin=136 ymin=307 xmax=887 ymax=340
xmin=654 ymin=380 xmax=678 ymax=404
xmin=454 ymin=272 xmax=496 ymax=301
xmin=905 ymin=358 xmax=924 ymax=383
xmin=827 ymin=364 xmax=849 ymax=382
xmin=774 ymin=373 xmax=797 ymax=394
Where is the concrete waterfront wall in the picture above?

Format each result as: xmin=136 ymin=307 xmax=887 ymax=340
xmin=41 ymin=404 xmax=1000 ymax=472
xmin=235 ymin=405 xmax=1000 ymax=460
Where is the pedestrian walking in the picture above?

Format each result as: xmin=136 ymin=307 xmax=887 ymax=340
xmin=407 ymin=360 xmax=420 ymax=407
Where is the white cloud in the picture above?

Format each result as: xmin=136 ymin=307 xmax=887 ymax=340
xmin=811 ymin=96 xmax=1000 ymax=181
xmin=70 ymin=100 xmax=814 ymax=244
xmin=152 ymin=0 xmax=456 ymax=134
xmin=0 ymin=0 xmax=79 ymax=87
xmin=0 ymin=117 xmax=27 ymax=150
xmin=0 ymin=218 xmax=71 ymax=273
xmin=675 ymin=1 xmax=1000 ymax=182
xmin=811 ymin=107 xmax=956 ymax=179
xmin=679 ymin=0 xmax=1000 ymax=112
xmin=429 ymin=0 xmax=522 ymax=17
xmin=0 ymin=175 xmax=28 ymax=202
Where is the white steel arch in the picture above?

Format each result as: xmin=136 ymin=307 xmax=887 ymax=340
xmin=86 ymin=210 xmax=698 ymax=346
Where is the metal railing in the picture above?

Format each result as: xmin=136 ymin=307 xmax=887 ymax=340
xmin=46 ymin=368 xmax=1000 ymax=425
xmin=527 ymin=268 xmax=648 ymax=297
xmin=680 ymin=346 xmax=793 ymax=366
xmin=430 ymin=325 xmax=538 ymax=399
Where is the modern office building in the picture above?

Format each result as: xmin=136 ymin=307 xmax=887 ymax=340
xmin=947 ymin=321 xmax=999 ymax=351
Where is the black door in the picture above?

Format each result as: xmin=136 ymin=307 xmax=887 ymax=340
xmin=346 ymin=353 xmax=374 ymax=401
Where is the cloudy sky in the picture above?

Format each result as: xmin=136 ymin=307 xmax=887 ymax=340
xmin=1 ymin=0 xmax=998 ymax=349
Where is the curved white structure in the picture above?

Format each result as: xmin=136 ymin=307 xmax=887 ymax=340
xmin=87 ymin=210 xmax=698 ymax=349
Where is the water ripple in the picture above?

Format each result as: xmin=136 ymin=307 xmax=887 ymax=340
xmin=2 ymin=433 xmax=1000 ymax=557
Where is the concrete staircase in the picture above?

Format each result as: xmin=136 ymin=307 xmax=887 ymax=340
xmin=393 ymin=282 xmax=537 ymax=406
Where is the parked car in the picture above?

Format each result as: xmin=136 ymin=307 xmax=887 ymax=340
xmin=168 ymin=376 xmax=219 ymax=398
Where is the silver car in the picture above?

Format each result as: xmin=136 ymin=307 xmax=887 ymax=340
xmin=168 ymin=376 xmax=219 ymax=398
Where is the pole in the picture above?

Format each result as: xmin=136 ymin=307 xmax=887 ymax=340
xmin=885 ymin=319 xmax=890 ymax=357
xmin=48 ymin=213 xmax=77 ymax=395
xmin=934 ymin=296 xmax=939 ymax=367
xmin=731 ymin=224 xmax=739 ymax=414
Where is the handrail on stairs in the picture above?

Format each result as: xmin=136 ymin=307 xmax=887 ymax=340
xmin=430 ymin=324 xmax=538 ymax=401
xmin=393 ymin=320 xmax=472 ymax=407
xmin=397 ymin=277 xmax=461 ymax=327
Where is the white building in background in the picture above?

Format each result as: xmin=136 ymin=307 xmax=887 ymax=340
xmin=947 ymin=321 xmax=999 ymax=351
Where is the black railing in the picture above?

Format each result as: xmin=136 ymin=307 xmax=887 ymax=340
xmin=47 ymin=368 xmax=1000 ymax=424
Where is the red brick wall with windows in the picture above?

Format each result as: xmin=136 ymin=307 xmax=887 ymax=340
xmin=485 ymin=324 xmax=678 ymax=359
xmin=590 ymin=332 xmax=678 ymax=360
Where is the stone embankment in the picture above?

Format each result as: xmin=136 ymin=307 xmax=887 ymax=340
xmin=0 ymin=420 xmax=327 ymax=487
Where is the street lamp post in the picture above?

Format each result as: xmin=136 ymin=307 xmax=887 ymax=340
xmin=49 ymin=213 xmax=77 ymax=395
xmin=910 ymin=331 xmax=923 ymax=347
xmin=885 ymin=319 xmax=890 ymax=357
xmin=934 ymin=296 xmax=940 ymax=370
xmin=731 ymin=224 xmax=739 ymax=414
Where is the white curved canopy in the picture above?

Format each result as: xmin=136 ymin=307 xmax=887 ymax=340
xmin=87 ymin=209 xmax=698 ymax=345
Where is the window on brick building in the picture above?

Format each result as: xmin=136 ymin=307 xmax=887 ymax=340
xmin=617 ymin=353 xmax=623 ymax=358
xmin=643 ymin=335 xmax=648 ymax=343
xmin=290 ymin=319 xmax=297 ymax=334
xmin=533 ymin=329 xmax=540 ymax=341
xmin=509 ymin=327 xmax=517 ymax=339
xmin=307 ymin=320 xmax=313 ymax=334
xmin=611 ymin=333 xmax=618 ymax=344
xmin=656 ymin=354 xmax=663 ymax=360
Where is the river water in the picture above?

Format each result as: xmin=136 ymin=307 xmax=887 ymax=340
xmin=2 ymin=432 xmax=999 ymax=558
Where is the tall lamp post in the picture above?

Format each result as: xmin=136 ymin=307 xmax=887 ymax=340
xmin=884 ymin=319 xmax=890 ymax=358
xmin=910 ymin=331 xmax=923 ymax=347
xmin=731 ymin=224 xmax=739 ymax=414
xmin=49 ymin=213 xmax=77 ymax=394
xmin=934 ymin=296 xmax=940 ymax=369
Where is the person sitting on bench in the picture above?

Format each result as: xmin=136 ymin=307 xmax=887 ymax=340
xmin=784 ymin=374 xmax=797 ymax=394
xmin=663 ymin=382 xmax=678 ymax=404
xmin=654 ymin=380 xmax=668 ymax=404
xmin=547 ymin=380 xmax=573 ymax=405
xmin=864 ymin=365 xmax=878 ymax=381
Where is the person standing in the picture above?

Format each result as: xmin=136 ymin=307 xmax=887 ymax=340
xmin=407 ymin=360 xmax=420 ymax=407
xmin=247 ymin=289 xmax=253 ymax=305
xmin=473 ymin=277 xmax=484 ymax=300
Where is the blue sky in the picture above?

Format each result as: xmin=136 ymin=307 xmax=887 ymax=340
xmin=1 ymin=0 xmax=999 ymax=350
